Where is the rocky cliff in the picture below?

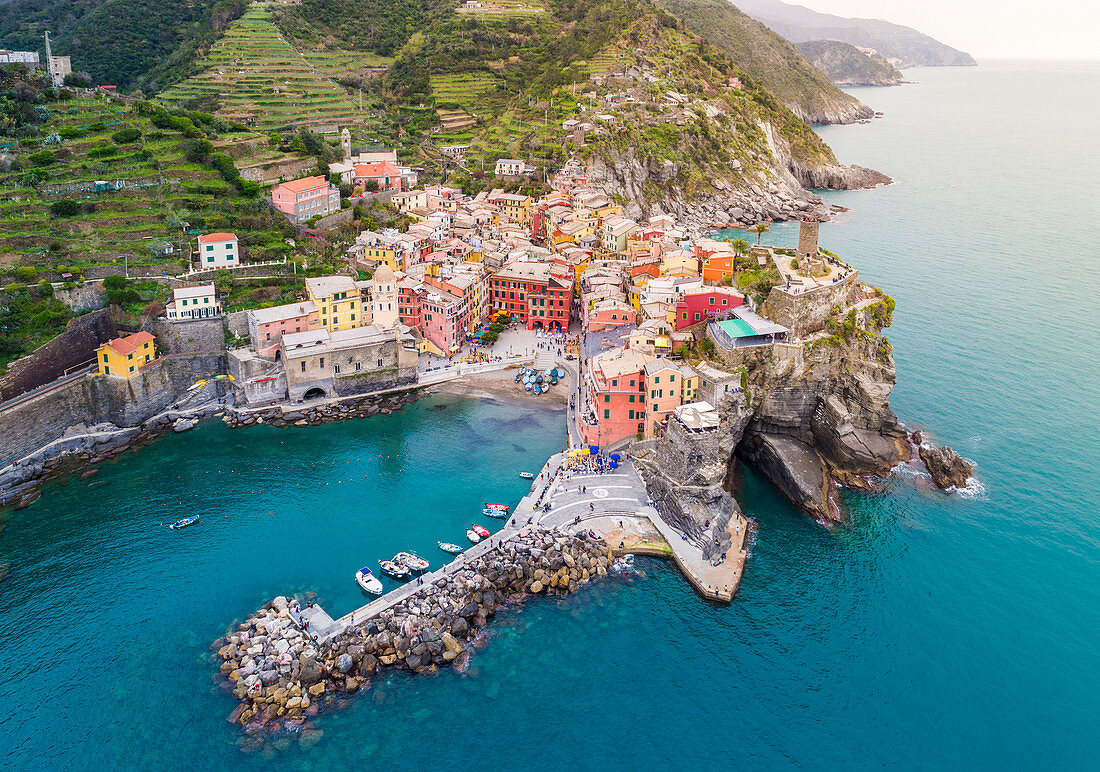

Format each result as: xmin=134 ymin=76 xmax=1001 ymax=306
xmin=713 ymin=305 xmax=908 ymax=522
xmin=796 ymin=40 xmax=905 ymax=87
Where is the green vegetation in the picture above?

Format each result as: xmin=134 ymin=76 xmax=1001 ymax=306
xmin=795 ymin=40 xmax=903 ymax=87
xmin=0 ymin=281 xmax=71 ymax=370
xmin=0 ymin=0 xmax=249 ymax=92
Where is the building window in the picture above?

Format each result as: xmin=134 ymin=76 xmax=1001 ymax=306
xmin=603 ymin=409 xmax=610 ymax=419
xmin=629 ymin=395 xmax=635 ymax=403
xmin=301 ymin=362 xmax=306 ymax=372
xmin=603 ymin=394 xmax=610 ymax=403
xmin=628 ymin=410 xmax=635 ymax=419
xmin=377 ymin=358 xmax=383 ymax=367
xmin=334 ymin=364 xmax=340 ymax=374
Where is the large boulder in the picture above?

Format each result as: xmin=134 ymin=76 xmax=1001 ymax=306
xmin=299 ymin=658 xmax=323 ymax=686
xmin=919 ymin=444 xmax=974 ymax=490
xmin=172 ymin=418 xmax=195 ymax=433
xmin=335 ymin=653 xmax=354 ymax=674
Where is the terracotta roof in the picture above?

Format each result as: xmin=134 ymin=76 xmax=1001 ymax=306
xmin=275 ymin=176 xmax=329 ymax=193
xmin=101 ymin=330 xmax=154 ymax=356
xmin=354 ymin=161 xmax=399 ymax=177
xmin=198 ymin=232 xmax=236 ymax=243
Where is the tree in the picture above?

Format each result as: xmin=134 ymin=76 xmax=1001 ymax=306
xmin=731 ymin=238 xmax=750 ymax=257
xmin=213 ymin=269 xmax=233 ymax=295
xmin=751 ymin=222 xmax=769 ymax=244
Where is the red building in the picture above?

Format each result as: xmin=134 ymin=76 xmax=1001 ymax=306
xmin=580 ymin=347 xmax=651 ymax=446
xmin=674 ymin=287 xmax=745 ymax=330
xmin=489 ymin=261 xmax=573 ymax=331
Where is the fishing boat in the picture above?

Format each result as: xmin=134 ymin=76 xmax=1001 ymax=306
xmin=466 ymin=529 xmax=481 ymax=544
xmin=168 ymin=516 xmax=198 ymax=530
xmin=485 ymin=503 xmax=509 ymax=511
xmin=378 ymin=559 xmax=411 ymax=579
xmin=438 ymin=541 xmax=464 ymax=554
xmin=393 ymin=551 xmax=429 ymax=572
xmin=482 ymin=507 xmax=507 ymax=518
xmin=355 ymin=566 xmax=384 ymax=594
xmin=471 ymin=524 xmax=490 ymax=538
xmin=519 ymin=471 xmax=535 ymax=479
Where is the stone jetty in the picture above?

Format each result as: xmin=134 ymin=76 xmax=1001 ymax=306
xmin=222 ymin=390 xmax=420 ymax=429
xmin=213 ymin=528 xmax=611 ymax=735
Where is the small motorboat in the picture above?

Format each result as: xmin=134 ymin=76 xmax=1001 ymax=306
xmin=438 ymin=541 xmax=464 ymax=554
xmin=483 ymin=507 xmax=507 ymax=518
xmin=485 ymin=503 xmax=509 ymax=511
xmin=471 ymin=524 xmax=490 ymax=538
xmin=466 ymin=529 xmax=481 ymax=544
xmin=378 ymin=559 xmax=411 ymax=579
xmin=355 ymin=566 xmax=384 ymax=594
xmin=393 ymin=551 xmax=429 ymax=572
xmin=519 ymin=472 xmax=535 ymax=479
xmin=169 ymin=516 xmax=198 ymax=530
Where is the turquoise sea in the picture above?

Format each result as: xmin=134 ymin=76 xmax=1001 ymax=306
xmin=2 ymin=61 xmax=1099 ymax=769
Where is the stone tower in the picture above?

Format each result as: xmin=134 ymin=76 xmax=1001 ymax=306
xmin=797 ymin=218 xmax=819 ymax=262
xmin=371 ymin=263 xmax=398 ymax=330
xmin=340 ymin=128 xmax=352 ymax=161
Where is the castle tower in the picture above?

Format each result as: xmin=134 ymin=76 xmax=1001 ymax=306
xmin=340 ymin=128 xmax=352 ymax=162
xmin=371 ymin=263 xmax=398 ymax=330
xmin=797 ymin=218 xmax=819 ymax=262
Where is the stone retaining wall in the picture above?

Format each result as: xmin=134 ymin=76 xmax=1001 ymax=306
xmin=0 ymin=309 xmax=117 ymax=402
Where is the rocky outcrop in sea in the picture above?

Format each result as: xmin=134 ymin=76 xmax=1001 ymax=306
xmin=213 ymin=529 xmax=612 ymax=743
xmin=913 ymin=432 xmax=975 ymax=490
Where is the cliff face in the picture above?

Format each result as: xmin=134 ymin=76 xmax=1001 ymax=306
xmin=713 ymin=313 xmax=907 ymax=522
xmin=586 ymin=119 xmax=888 ymax=227
xmin=796 ymin=40 xmax=905 ymax=87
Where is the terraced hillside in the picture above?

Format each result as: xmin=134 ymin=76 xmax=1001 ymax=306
xmin=158 ymin=5 xmax=368 ymax=135
xmin=0 ymin=98 xmax=293 ymax=271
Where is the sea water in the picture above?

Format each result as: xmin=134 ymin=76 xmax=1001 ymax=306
xmin=2 ymin=61 xmax=1099 ymax=769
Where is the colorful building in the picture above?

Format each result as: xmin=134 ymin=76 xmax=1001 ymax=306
xmin=354 ymin=161 xmax=403 ymax=192
xmin=587 ymin=299 xmax=637 ymax=332
xmin=581 ymin=347 xmax=650 ymax=446
xmin=96 ymin=331 xmax=156 ymax=377
xmin=643 ymin=358 xmax=684 ymax=437
xmin=674 ymin=287 xmax=745 ymax=329
xmin=271 ymin=176 xmax=341 ymax=224
xmin=306 ymin=275 xmax=362 ymax=332
xmin=489 ymin=261 xmax=573 ymax=331
xmin=247 ymin=301 xmax=320 ymax=358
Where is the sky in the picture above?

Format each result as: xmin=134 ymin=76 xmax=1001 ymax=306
xmin=789 ymin=0 xmax=1100 ymax=60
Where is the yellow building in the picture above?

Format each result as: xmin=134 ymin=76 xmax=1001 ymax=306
xmin=97 ymin=331 xmax=156 ymax=377
xmin=306 ymin=275 xmax=363 ymax=332
xmin=679 ymin=365 xmax=699 ymax=402
xmin=361 ymin=245 xmax=401 ymax=272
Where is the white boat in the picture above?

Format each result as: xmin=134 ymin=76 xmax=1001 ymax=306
xmin=466 ymin=528 xmax=481 ymax=544
xmin=519 ymin=472 xmax=535 ymax=479
xmin=355 ymin=566 xmax=384 ymax=594
xmin=393 ymin=551 xmax=429 ymax=571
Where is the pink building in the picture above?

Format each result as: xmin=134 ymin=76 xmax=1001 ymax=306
xmin=271 ymin=176 xmax=341 ymax=224
xmin=581 ymin=347 xmax=651 ymax=447
xmin=587 ymin=299 xmax=637 ymax=332
xmin=353 ymin=161 xmax=403 ymax=192
xmin=247 ymin=301 xmax=320 ymax=358
xmin=674 ymin=287 xmax=745 ymax=330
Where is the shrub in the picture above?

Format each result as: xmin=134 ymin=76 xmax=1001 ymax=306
xmin=13 ymin=266 xmax=37 ymax=282
xmin=28 ymin=150 xmax=56 ymax=167
xmin=37 ymin=279 xmax=53 ymax=297
xmin=111 ymin=127 xmax=142 ymax=144
xmin=87 ymin=144 xmax=117 ymax=159
xmin=183 ymin=138 xmax=213 ymax=162
xmin=58 ymin=126 xmax=86 ymax=140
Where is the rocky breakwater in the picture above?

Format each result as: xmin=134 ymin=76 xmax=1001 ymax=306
xmin=912 ymin=431 xmax=976 ymax=490
xmin=213 ymin=529 xmax=612 ymax=741
xmin=222 ymin=391 xmax=419 ymax=429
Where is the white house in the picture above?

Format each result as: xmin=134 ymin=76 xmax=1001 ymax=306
xmin=495 ymin=158 xmax=525 ymax=177
xmin=197 ymin=232 xmax=239 ymax=268
xmin=167 ymin=284 xmax=220 ymax=320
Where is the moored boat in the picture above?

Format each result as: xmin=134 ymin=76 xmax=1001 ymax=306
xmin=483 ymin=507 xmax=507 ymax=518
xmin=169 ymin=516 xmax=199 ymax=530
xmin=393 ymin=551 xmax=429 ymax=572
xmin=519 ymin=472 xmax=535 ymax=479
xmin=378 ymin=559 xmax=411 ymax=579
xmin=466 ymin=529 xmax=481 ymax=544
xmin=485 ymin=502 xmax=509 ymax=511
xmin=355 ymin=566 xmax=384 ymax=594
xmin=471 ymin=524 xmax=490 ymax=538
xmin=438 ymin=541 xmax=464 ymax=554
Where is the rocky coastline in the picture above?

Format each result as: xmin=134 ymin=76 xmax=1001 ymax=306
xmin=221 ymin=390 xmax=421 ymax=430
xmin=0 ymin=402 xmax=223 ymax=510
xmin=212 ymin=528 xmax=612 ymax=747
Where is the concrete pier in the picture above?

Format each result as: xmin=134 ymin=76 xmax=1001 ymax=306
xmin=304 ymin=452 xmax=747 ymax=639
